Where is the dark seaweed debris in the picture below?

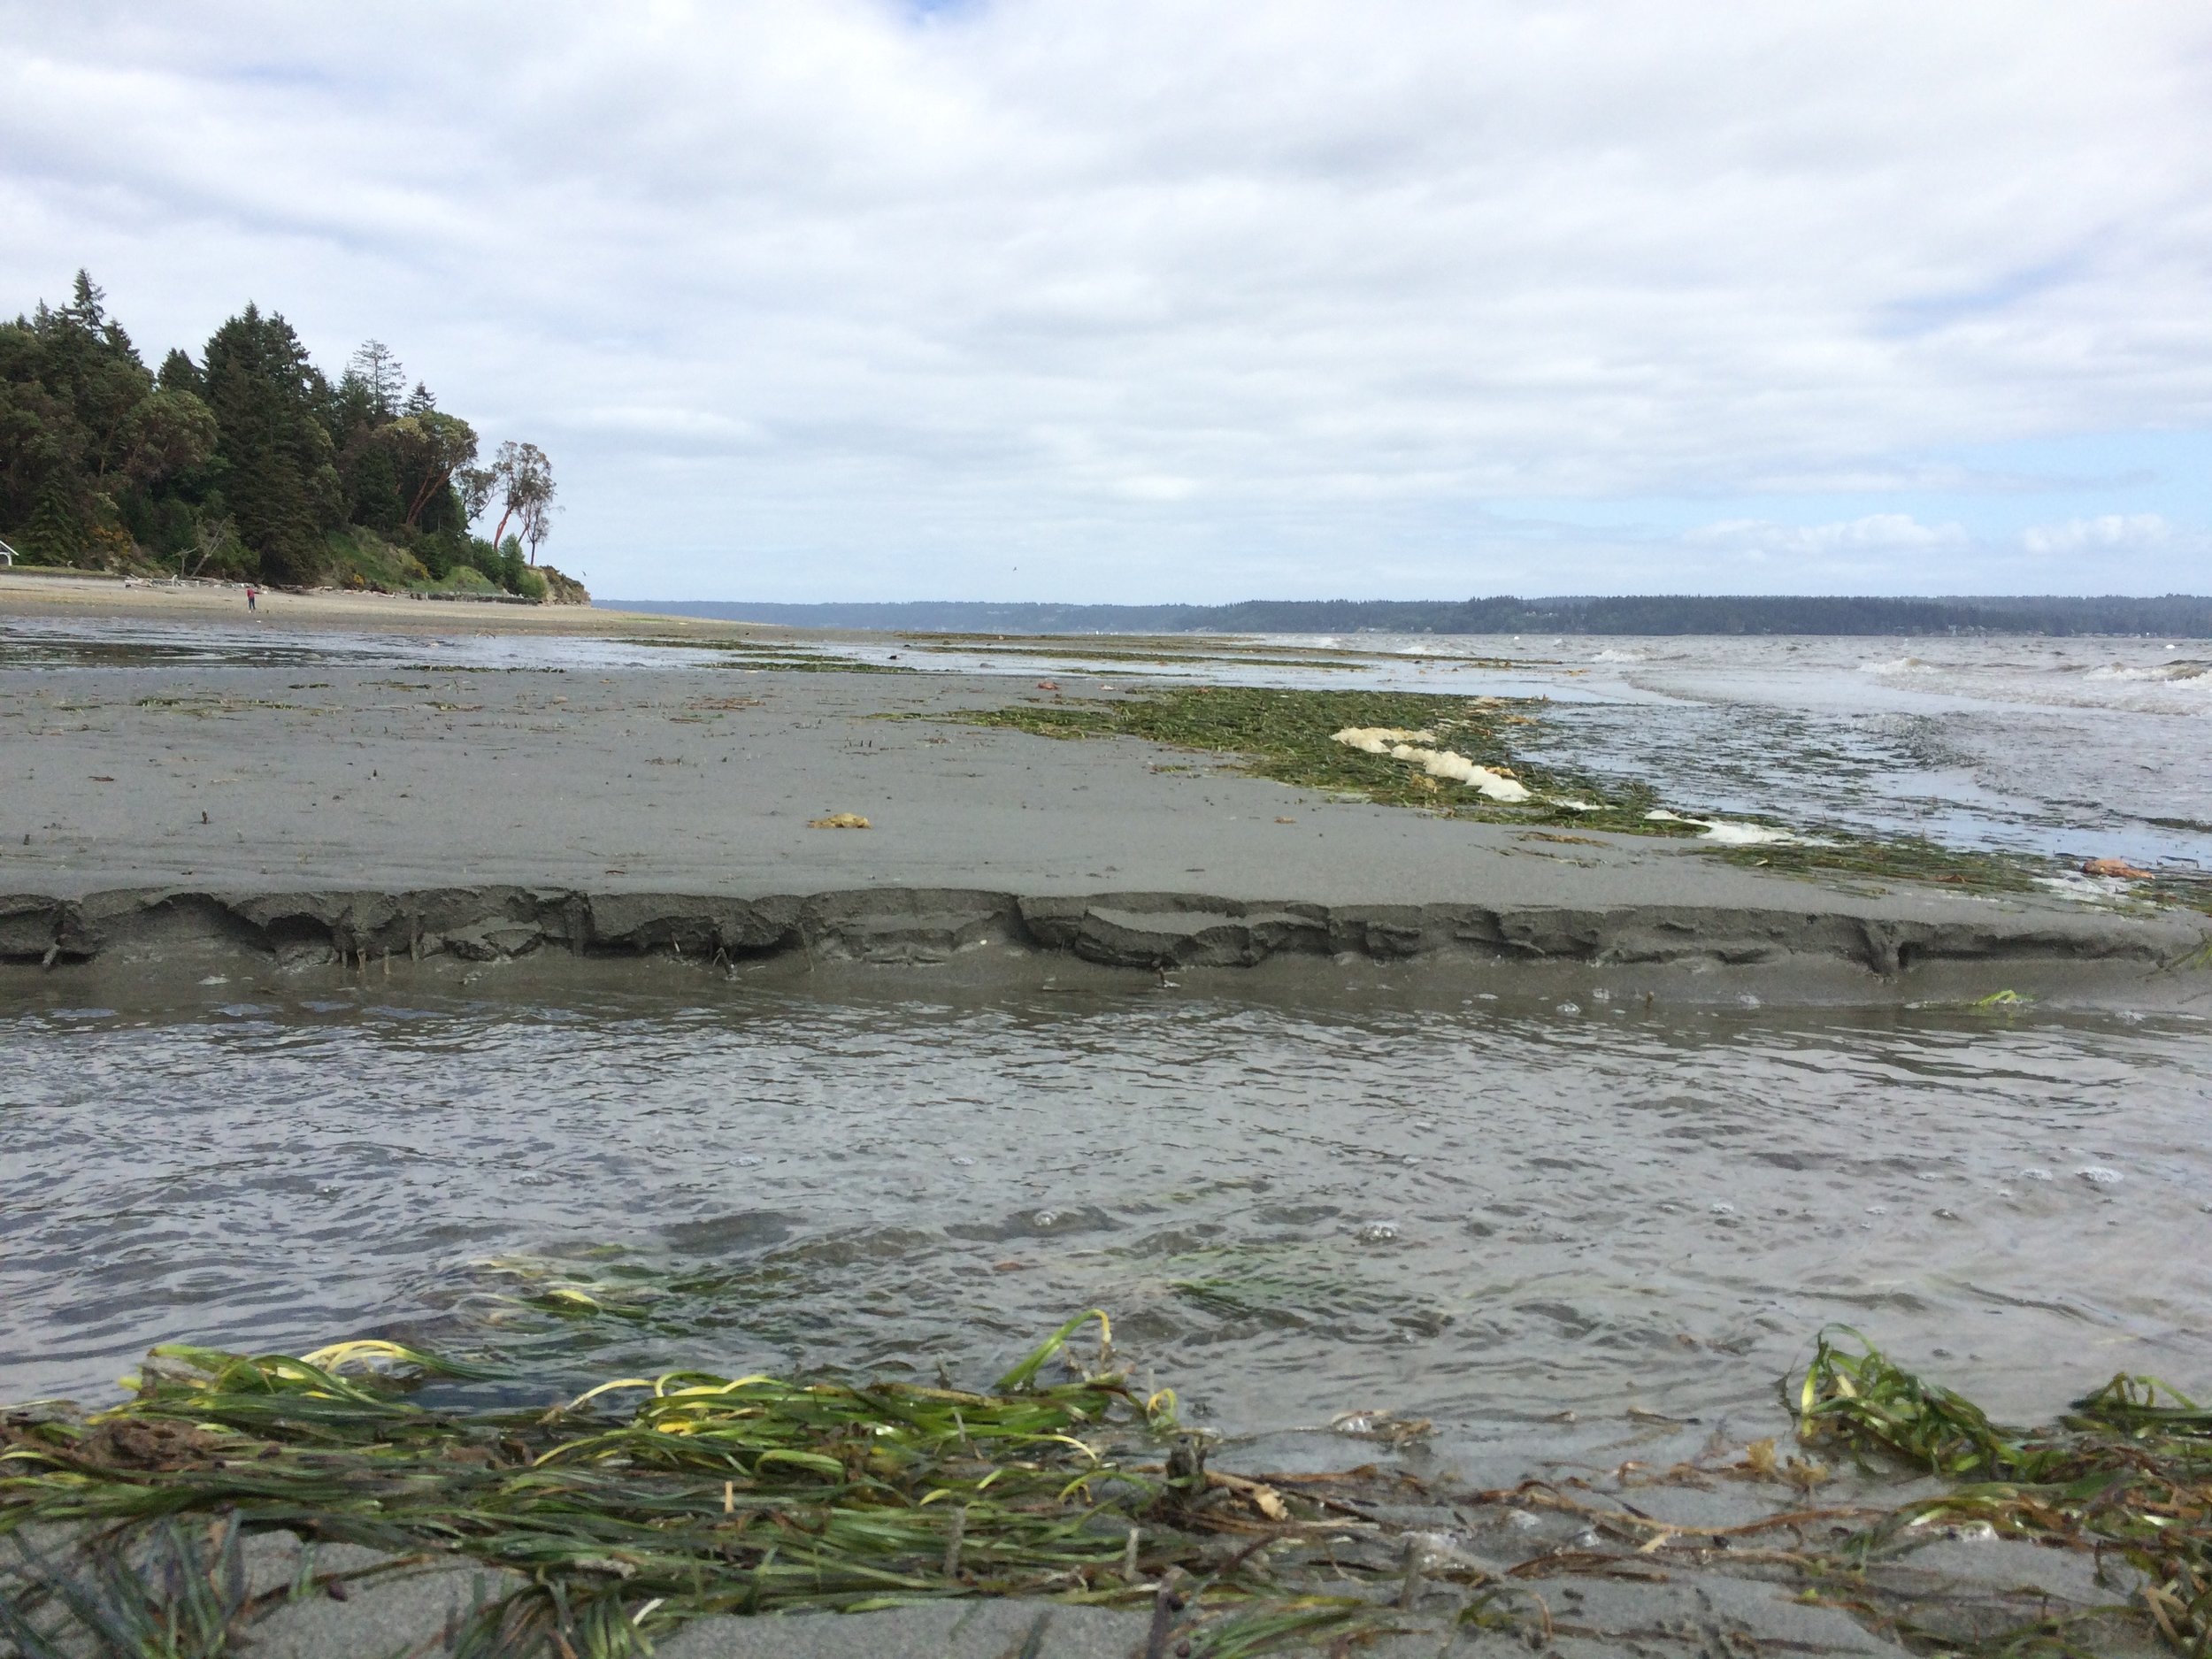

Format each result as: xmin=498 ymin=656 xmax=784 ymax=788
xmin=0 ymin=1316 xmax=1417 ymax=1656
xmin=1799 ymin=1326 xmax=2212 ymax=1650
xmin=6 ymin=1325 xmax=2208 ymax=1655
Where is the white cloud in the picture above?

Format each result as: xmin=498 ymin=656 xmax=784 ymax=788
xmin=3 ymin=0 xmax=2209 ymax=597
xmin=2021 ymin=513 xmax=2173 ymax=554
xmin=1116 ymin=475 xmax=1201 ymax=503
xmin=1690 ymin=515 xmax=1971 ymax=556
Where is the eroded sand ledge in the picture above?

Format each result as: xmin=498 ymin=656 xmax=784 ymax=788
xmin=4 ymin=881 xmax=2205 ymax=982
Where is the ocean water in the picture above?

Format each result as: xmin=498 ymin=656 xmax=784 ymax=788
xmin=4 ymin=979 xmax=2208 ymax=1438
xmin=1480 ymin=634 xmax=2212 ymax=867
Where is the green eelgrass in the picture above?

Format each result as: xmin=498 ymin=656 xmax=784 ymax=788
xmin=1798 ymin=1327 xmax=2212 ymax=1647
xmin=1713 ymin=836 xmax=2047 ymax=895
xmin=1 ymin=1518 xmax=252 ymax=1659
xmin=18 ymin=1321 xmax=2210 ymax=1654
xmin=0 ymin=1316 xmax=1406 ymax=1656
xmin=951 ymin=683 xmax=1675 ymax=834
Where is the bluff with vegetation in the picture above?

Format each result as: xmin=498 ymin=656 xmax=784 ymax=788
xmin=0 ymin=272 xmax=583 ymax=602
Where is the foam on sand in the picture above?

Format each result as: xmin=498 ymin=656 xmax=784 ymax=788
xmin=1332 ymin=726 xmax=1532 ymax=803
xmin=1642 ymin=808 xmax=1801 ymax=846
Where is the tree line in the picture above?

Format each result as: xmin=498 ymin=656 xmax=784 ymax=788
xmin=0 ymin=272 xmax=566 ymax=598
xmin=664 ymin=593 xmax=2212 ymax=637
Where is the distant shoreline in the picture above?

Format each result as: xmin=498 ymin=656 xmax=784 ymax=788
xmin=0 ymin=568 xmax=752 ymax=639
xmin=604 ymin=593 xmax=2212 ymax=637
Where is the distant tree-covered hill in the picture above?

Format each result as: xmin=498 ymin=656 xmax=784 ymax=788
xmin=1 ymin=271 xmax=568 ymax=597
xmin=612 ymin=594 xmax=2212 ymax=637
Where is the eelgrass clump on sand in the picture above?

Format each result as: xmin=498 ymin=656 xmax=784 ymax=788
xmin=957 ymin=684 xmax=1677 ymax=834
xmin=1713 ymin=836 xmax=2047 ymax=895
xmin=1724 ymin=840 xmax=2212 ymax=908
xmin=0 ymin=1315 xmax=1430 ymax=1657
xmin=2145 ymin=872 xmax=2212 ymax=921
xmin=1798 ymin=1326 xmax=2212 ymax=1650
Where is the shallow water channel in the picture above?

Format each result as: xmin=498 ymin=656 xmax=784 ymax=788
xmin=5 ymin=976 xmax=2208 ymax=1448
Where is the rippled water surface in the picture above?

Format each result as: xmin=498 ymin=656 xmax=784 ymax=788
xmin=5 ymin=982 xmax=2208 ymax=1432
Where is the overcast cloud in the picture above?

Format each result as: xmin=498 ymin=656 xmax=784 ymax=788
xmin=4 ymin=1 xmax=2209 ymax=599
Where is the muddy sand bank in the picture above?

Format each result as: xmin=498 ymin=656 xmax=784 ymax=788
xmin=2 ymin=652 xmax=2205 ymax=1000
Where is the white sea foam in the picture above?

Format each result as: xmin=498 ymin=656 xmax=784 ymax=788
xmin=2085 ymin=659 xmax=2211 ymax=686
xmin=1643 ymin=807 xmax=1800 ymax=845
xmin=1332 ymin=726 xmax=1532 ymax=802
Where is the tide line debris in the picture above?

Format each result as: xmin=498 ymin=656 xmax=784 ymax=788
xmin=4 ymin=1320 xmax=2208 ymax=1655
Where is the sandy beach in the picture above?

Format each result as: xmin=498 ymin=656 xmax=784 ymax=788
xmin=0 ymin=566 xmax=756 ymax=637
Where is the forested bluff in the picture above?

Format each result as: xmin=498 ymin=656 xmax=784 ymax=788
xmin=628 ymin=593 xmax=2212 ymax=637
xmin=0 ymin=272 xmax=582 ymax=603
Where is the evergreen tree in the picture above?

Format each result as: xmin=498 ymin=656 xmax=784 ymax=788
xmin=201 ymin=303 xmax=342 ymax=584
xmin=27 ymin=478 xmax=87 ymax=564
xmin=0 ymin=271 xmax=213 ymax=565
xmin=157 ymin=348 xmax=204 ymax=397
xmin=346 ymin=341 xmax=404 ymax=419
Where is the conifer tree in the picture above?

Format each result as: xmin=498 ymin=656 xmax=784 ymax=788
xmin=346 ymin=341 xmax=404 ymax=419
xmin=157 ymin=349 xmax=204 ymax=397
xmin=201 ymin=303 xmax=342 ymax=584
xmin=0 ymin=271 xmax=211 ymax=564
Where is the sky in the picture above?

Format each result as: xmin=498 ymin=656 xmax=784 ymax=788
xmin=4 ymin=1 xmax=2210 ymax=603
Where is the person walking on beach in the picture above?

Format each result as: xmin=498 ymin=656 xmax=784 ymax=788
xmin=245 ymin=585 xmax=257 ymax=613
